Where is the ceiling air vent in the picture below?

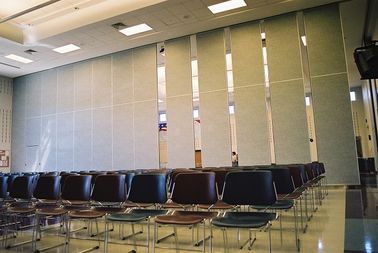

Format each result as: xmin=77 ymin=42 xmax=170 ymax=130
xmin=24 ymin=49 xmax=37 ymax=54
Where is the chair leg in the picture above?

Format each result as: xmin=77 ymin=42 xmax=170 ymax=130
xmin=268 ymin=224 xmax=272 ymax=253
xmin=294 ymin=205 xmax=300 ymax=252
xmin=173 ymin=226 xmax=179 ymax=253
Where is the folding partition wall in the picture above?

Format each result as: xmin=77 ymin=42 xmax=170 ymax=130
xmin=305 ymin=5 xmax=359 ymax=184
xmin=230 ymin=22 xmax=270 ymax=165
xmin=165 ymin=37 xmax=195 ymax=168
xmin=197 ymin=30 xmax=232 ymax=167
xmin=10 ymin=3 xmax=359 ymax=184
xmin=265 ymin=14 xmax=311 ymax=164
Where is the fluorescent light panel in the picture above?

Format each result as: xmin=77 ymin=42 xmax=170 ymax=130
xmin=119 ymin=23 xmax=152 ymax=36
xmin=53 ymin=44 xmax=80 ymax=54
xmin=350 ymin=91 xmax=356 ymax=101
xmin=5 ymin=54 xmax=33 ymax=63
xmin=208 ymin=0 xmax=247 ymax=14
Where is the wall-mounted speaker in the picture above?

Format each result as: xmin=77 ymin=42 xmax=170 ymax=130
xmin=354 ymin=43 xmax=378 ymax=80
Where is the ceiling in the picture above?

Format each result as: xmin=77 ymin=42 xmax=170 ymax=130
xmin=0 ymin=0 xmax=370 ymax=88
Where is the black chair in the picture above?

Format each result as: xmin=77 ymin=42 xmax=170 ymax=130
xmin=32 ymin=175 xmax=68 ymax=253
xmin=105 ymin=173 xmax=168 ymax=253
xmin=211 ymin=170 xmax=277 ymax=253
xmin=4 ymin=175 xmax=37 ymax=249
xmin=251 ymin=167 xmax=301 ymax=251
xmin=153 ymin=172 xmax=218 ymax=253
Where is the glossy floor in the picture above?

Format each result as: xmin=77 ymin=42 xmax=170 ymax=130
xmin=1 ymin=187 xmax=347 ymax=253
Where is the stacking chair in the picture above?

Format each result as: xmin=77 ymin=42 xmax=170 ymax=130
xmin=32 ymin=175 xmax=68 ymax=253
xmin=105 ymin=173 xmax=168 ymax=253
xmin=4 ymin=175 xmax=36 ymax=249
xmin=153 ymin=172 xmax=218 ymax=253
xmin=211 ymin=170 xmax=277 ymax=253
xmin=251 ymin=167 xmax=301 ymax=251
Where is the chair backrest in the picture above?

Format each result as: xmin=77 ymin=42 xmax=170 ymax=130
xmin=288 ymin=165 xmax=305 ymax=188
xmin=9 ymin=175 xmax=36 ymax=199
xmin=33 ymin=175 xmax=61 ymax=200
xmin=61 ymin=175 xmax=92 ymax=201
xmin=171 ymin=172 xmax=217 ymax=205
xmin=0 ymin=176 xmax=8 ymax=198
xmin=222 ymin=170 xmax=276 ymax=206
xmin=7 ymin=174 xmax=18 ymax=192
xmin=267 ymin=167 xmax=295 ymax=194
xmin=60 ymin=173 xmax=78 ymax=190
xmin=91 ymin=174 xmax=126 ymax=202
xmin=128 ymin=173 xmax=167 ymax=204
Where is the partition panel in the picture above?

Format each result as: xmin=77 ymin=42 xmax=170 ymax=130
xmin=93 ymin=56 xmax=112 ymax=107
xmin=305 ymin=5 xmax=359 ymax=184
xmin=57 ymin=65 xmax=74 ymax=113
xmin=93 ymin=107 xmax=112 ymax=170
xmin=134 ymin=101 xmax=159 ymax=169
xmin=57 ymin=112 xmax=74 ymax=171
xmin=41 ymin=69 xmax=57 ymax=116
xmin=74 ymin=110 xmax=92 ymax=170
xmin=132 ymin=45 xmax=159 ymax=169
xmin=265 ymin=13 xmax=310 ymax=164
xmin=230 ymin=22 xmax=270 ymax=165
xmin=165 ymin=37 xmax=195 ymax=168
xmin=74 ymin=61 xmax=92 ymax=111
xmin=270 ymin=80 xmax=310 ymax=163
xmin=112 ymin=51 xmax=133 ymax=105
xmin=41 ymin=115 xmax=57 ymax=170
xmin=197 ymin=29 xmax=231 ymax=167
xmin=26 ymin=73 xmax=41 ymax=118
xmin=113 ymin=104 xmax=134 ymax=170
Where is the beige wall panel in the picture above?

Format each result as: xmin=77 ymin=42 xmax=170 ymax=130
xmin=41 ymin=69 xmax=57 ymax=116
xmin=200 ymin=91 xmax=231 ymax=167
xmin=74 ymin=110 xmax=92 ymax=170
xmin=113 ymin=104 xmax=134 ymax=170
xmin=74 ymin=61 xmax=92 ymax=110
xmin=165 ymin=37 xmax=193 ymax=96
xmin=26 ymin=73 xmax=41 ymax=118
xmin=93 ymin=107 xmax=112 ymax=170
xmin=40 ymin=115 xmax=57 ymax=171
xmin=230 ymin=22 xmax=265 ymax=86
xmin=93 ymin=56 xmax=112 ymax=108
xmin=234 ymin=85 xmax=270 ymax=165
xmin=166 ymin=96 xmax=195 ymax=168
xmin=270 ymin=80 xmax=310 ymax=163
xmin=57 ymin=65 xmax=74 ymax=113
xmin=133 ymin=45 xmax=157 ymax=101
xmin=134 ymin=101 xmax=159 ymax=169
xmin=197 ymin=30 xmax=227 ymax=92
xmin=305 ymin=5 xmax=347 ymax=76
xmin=311 ymin=74 xmax=359 ymax=184
xmin=112 ymin=50 xmax=133 ymax=105
xmin=165 ymin=36 xmax=195 ymax=168
xmin=57 ymin=112 xmax=74 ymax=171
xmin=265 ymin=13 xmax=302 ymax=82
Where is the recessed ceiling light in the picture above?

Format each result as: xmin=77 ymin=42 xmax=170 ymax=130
xmin=119 ymin=23 xmax=153 ymax=36
xmin=261 ymin=32 xmax=266 ymax=40
xmin=53 ymin=44 xmax=80 ymax=54
xmin=5 ymin=54 xmax=33 ymax=64
xmin=208 ymin=0 xmax=247 ymax=14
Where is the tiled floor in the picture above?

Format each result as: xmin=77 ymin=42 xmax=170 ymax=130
xmin=344 ymin=174 xmax=378 ymax=253
xmin=1 ymin=186 xmax=349 ymax=253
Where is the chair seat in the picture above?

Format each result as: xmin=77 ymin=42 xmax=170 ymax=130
xmin=251 ymin=199 xmax=294 ymax=210
xmin=36 ymin=207 xmax=67 ymax=216
xmin=7 ymin=206 xmax=35 ymax=214
xmin=93 ymin=206 xmax=127 ymax=214
xmin=212 ymin=212 xmax=276 ymax=228
xmin=277 ymin=192 xmax=302 ymax=200
xmin=156 ymin=211 xmax=217 ymax=225
xmin=198 ymin=200 xmax=235 ymax=210
xmin=107 ymin=209 xmax=168 ymax=222
xmin=122 ymin=201 xmax=153 ymax=208
xmin=69 ymin=209 xmax=106 ymax=219
xmin=162 ymin=201 xmax=191 ymax=209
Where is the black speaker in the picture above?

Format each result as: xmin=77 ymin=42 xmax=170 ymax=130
xmin=354 ymin=43 xmax=378 ymax=80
